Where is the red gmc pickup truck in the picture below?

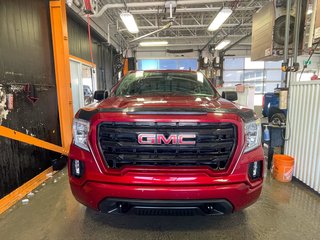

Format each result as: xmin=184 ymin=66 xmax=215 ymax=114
xmin=69 ymin=70 xmax=263 ymax=215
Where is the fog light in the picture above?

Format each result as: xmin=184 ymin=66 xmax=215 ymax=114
xmin=71 ymin=160 xmax=84 ymax=178
xmin=249 ymin=161 xmax=262 ymax=180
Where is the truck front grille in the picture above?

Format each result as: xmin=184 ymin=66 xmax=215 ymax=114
xmin=97 ymin=122 xmax=237 ymax=170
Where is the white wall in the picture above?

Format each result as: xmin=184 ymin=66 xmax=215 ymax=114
xmin=285 ymin=81 xmax=320 ymax=193
xmin=284 ymin=56 xmax=320 ymax=193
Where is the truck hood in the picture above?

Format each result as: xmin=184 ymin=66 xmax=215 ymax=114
xmin=78 ymin=95 xmax=256 ymax=123
xmin=97 ymin=95 xmax=239 ymax=111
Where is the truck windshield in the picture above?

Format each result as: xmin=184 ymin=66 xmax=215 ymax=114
xmin=115 ymin=71 xmax=217 ymax=97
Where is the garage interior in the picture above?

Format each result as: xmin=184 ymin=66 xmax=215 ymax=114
xmin=0 ymin=0 xmax=320 ymax=239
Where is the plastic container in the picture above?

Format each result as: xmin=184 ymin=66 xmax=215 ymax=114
xmin=272 ymin=154 xmax=294 ymax=182
xmin=263 ymin=125 xmax=270 ymax=141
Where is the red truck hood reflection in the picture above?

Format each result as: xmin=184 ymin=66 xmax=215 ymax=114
xmin=97 ymin=95 xmax=239 ymax=110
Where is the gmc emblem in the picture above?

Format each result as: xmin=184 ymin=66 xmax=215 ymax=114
xmin=138 ymin=133 xmax=196 ymax=145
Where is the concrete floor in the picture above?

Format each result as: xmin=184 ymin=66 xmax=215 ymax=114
xmin=1 ymin=168 xmax=320 ymax=240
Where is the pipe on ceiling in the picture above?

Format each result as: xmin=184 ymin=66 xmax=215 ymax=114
xmin=200 ymin=18 xmax=252 ymax=52
xmin=92 ymin=0 xmax=236 ymax=17
xmin=221 ymin=33 xmax=252 ymax=53
xmin=128 ymin=6 xmax=258 ymax=14
xmin=129 ymin=22 xmax=173 ymax=43
xmin=118 ymin=23 xmax=252 ymax=32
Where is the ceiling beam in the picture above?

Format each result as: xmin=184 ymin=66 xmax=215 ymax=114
xmin=200 ymin=15 xmax=253 ymax=51
xmin=118 ymin=23 xmax=252 ymax=32
xmin=93 ymin=0 xmax=236 ymax=17
xmin=129 ymin=7 xmax=258 ymax=14
xmin=136 ymin=42 xmax=251 ymax=48
xmin=222 ymin=33 xmax=252 ymax=53
xmin=141 ymin=35 xmax=249 ymax=40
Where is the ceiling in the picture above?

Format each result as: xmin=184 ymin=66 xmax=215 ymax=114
xmin=91 ymin=0 xmax=271 ymax=51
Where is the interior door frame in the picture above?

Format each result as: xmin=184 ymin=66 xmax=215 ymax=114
xmin=69 ymin=55 xmax=97 ymax=111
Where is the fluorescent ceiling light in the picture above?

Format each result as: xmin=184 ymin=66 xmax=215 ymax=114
xmin=139 ymin=41 xmax=168 ymax=47
xmin=215 ymin=40 xmax=231 ymax=50
xmin=120 ymin=12 xmax=139 ymax=33
xmin=208 ymin=8 xmax=233 ymax=31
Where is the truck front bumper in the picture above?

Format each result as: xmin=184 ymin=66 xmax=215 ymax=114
xmin=70 ymin=179 xmax=262 ymax=214
xmin=69 ymin=138 xmax=264 ymax=215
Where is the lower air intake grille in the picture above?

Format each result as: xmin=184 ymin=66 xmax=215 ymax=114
xmin=134 ymin=208 xmax=197 ymax=216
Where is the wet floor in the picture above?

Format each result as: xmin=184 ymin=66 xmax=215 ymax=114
xmin=0 ymin=167 xmax=320 ymax=240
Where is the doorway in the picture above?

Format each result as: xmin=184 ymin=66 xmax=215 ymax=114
xmin=69 ymin=58 xmax=97 ymax=113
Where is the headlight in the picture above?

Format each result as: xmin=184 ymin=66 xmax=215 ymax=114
xmin=244 ymin=119 xmax=261 ymax=153
xmin=73 ymin=118 xmax=90 ymax=151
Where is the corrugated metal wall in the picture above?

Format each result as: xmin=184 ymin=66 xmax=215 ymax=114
xmin=285 ymin=82 xmax=320 ymax=193
xmin=67 ymin=12 xmax=116 ymax=91
xmin=0 ymin=0 xmax=61 ymax=198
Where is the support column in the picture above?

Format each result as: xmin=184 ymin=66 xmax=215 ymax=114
xmin=49 ymin=0 xmax=73 ymax=152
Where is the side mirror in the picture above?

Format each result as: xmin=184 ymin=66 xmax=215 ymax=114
xmin=222 ymin=91 xmax=238 ymax=102
xmin=93 ymin=90 xmax=108 ymax=101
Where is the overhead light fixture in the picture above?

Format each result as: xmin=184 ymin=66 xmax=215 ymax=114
xmin=215 ymin=40 xmax=231 ymax=50
xmin=139 ymin=41 xmax=168 ymax=47
xmin=120 ymin=12 xmax=139 ymax=33
xmin=208 ymin=8 xmax=233 ymax=31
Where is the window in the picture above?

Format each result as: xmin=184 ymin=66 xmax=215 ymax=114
xmin=224 ymin=58 xmax=244 ymax=70
xmin=265 ymin=61 xmax=282 ymax=69
xmin=159 ymin=59 xmax=176 ymax=70
xmin=138 ymin=59 xmax=158 ymax=70
xmin=264 ymin=82 xmax=281 ymax=92
xmin=243 ymin=70 xmax=263 ymax=93
xmin=243 ymin=70 xmax=264 ymax=82
xmin=137 ymin=59 xmax=198 ymax=71
xmin=245 ymin=58 xmax=264 ymax=69
xmin=223 ymin=70 xmax=243 ymax=83
xmin=176 ymin=59 xmax=198 ymax=70
xmin=223 ymin=57 xmax=283 ymax=105
xmin=265 ymin=70 xmax=283 ymax=81
xmin=115 ymin=71 xmax=216 ymax=97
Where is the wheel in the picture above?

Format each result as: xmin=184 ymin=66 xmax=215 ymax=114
xmin=270 ymin=113 xmax=286 ymax=126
